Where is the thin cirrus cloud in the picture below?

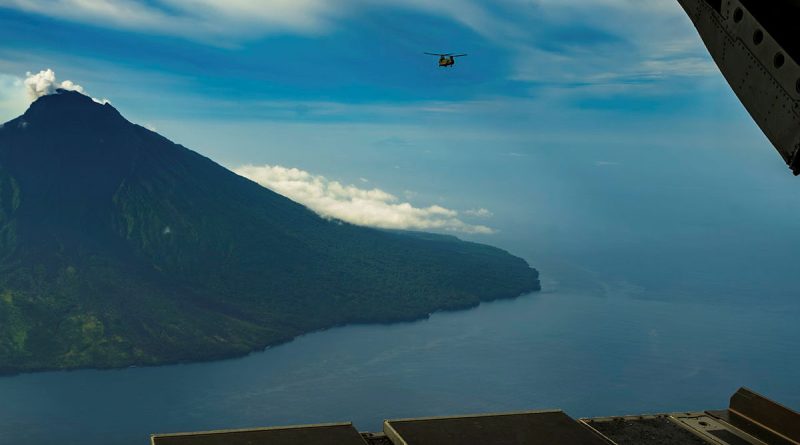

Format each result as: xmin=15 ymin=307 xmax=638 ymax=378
xmin=234 ymin=164 xmax=494 ymax=235
xmin=465 ymin=208 xmax=493 ymax=218
xmin=0 ymin=0 xmax=331 ymax=38
xmin=0 ymin=0 xmax=495 ymax=39
xmin=0 ymin=0 xmax=722 ymax=128
xmin=0 ymin=0 xmax=716 ymax=102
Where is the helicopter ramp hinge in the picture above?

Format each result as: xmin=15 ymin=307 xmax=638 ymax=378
xmin=706 ymin=387 xmax=800 ymax=445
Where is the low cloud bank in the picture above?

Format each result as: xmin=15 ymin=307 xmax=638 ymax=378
xmin=235 ymin=164 xmax=494 ymax=235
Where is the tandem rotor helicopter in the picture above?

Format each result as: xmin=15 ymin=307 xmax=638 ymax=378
xmin=425 ymin=52 xmax=467 ymax=67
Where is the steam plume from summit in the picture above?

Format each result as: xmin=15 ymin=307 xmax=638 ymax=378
xmin=23 ymin=69 xmax=107 ymax=104
xmin=24 ymin=69 xmax=85 ymax=100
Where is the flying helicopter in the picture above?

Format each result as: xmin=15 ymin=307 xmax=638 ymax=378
xmin=425 ymin=52 xmax=467 ymax=67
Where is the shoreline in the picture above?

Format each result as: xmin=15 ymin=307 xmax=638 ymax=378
xmin=0 ymin=285 xmax=541 ymax=377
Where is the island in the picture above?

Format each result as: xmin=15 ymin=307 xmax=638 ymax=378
xmin=0 ymin=90 xmax=540 ymax=374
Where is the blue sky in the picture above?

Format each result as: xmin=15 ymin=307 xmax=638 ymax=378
xmin=0 ymin=0 xmax=726 ymax=122
xmin=3 ymin=1 xmax=800 ymax=418
xmin=1 ymin=5 xmax=731 ymax=155
xmin=1 ymin=1 xmax=798 ymax=286
xmin=0 ymin=1 xmax=720 ymax=107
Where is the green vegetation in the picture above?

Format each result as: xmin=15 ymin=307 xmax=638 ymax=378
xmin=0 ymin=91 xmax=539 ymax=374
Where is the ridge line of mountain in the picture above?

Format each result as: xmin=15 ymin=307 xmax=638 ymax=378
xmin=0 ymin=90 xmax=540 ymax=375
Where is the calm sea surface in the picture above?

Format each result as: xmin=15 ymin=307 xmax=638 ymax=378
xmin=1 ymin=249 xmax=798 ymax=445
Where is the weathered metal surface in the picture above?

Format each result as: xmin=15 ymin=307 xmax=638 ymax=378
xmin=707 ymin=387 xmax=800 ymax=445
xmin=677 ymin=0 xmax=800 ymax=174
xmin=150 ymin=423 xmax=368 ymax=445
xmin=383 ymin=410 xmax=611 ymax=445
xmin=673 ymin=413 xmax=764 ymax=445
xmin=361 ymin=432 xmax=393 ymax=445
xmin=581 ymin=414 xmax=712 ymax=445
xmin=147 ymin=389 xmax=798 ymax=444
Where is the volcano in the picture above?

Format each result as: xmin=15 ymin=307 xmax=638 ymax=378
xmin=0 ymin=90 xmax=539 ymax=374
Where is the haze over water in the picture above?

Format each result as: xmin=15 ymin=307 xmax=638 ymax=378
xmin=2 ymin=1 xmax=800 ymax=444
xmin=1 ymin=127 xmax=799 ymax=444
xmin=1 ymin=263 xmax=797 ymax=445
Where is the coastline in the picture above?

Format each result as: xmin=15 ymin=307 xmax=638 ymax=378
xmin=0 ymin=283 xmax=541 ymax=377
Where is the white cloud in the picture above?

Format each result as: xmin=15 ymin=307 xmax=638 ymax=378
xmin=465 ymin=208 xmax=493 ymax=218
xmin=0 ymin=0 xmax=722 ymax=124
xmin=0 ymin=0 xmax=716 ymax=98
xmin=500 ymin=0 xmax=715 ymax=96
xmin=21 ymin=69 xmax=109 ymax=104
xmin=529 ymin=0 xmax=682 ymax=14
xmin=637 ymin=57 xmax=717 ymax=79
xmin=0 ymin=0 xmax=497 ymax=40
xmin=0 ymin=0 xmax=674 ymax=53
xmin=234 ymin=164 xmax=494 ymax=234
xmin=24 ymin=68 xmax=85 ymax=100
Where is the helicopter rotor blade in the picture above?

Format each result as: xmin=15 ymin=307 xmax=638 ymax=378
xmin=452 ymin=54 xmax=468 ymax=57
xmin=424 ymin=52 xmax=454 ymax=56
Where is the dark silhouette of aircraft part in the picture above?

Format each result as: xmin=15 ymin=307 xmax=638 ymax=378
xmin=425 ymin=53 xmax=468 ymax=67
xmin=151 ymin=388 xmax=800 ymax=444
xmin=678 ymin=0 xmax=800 ymax=175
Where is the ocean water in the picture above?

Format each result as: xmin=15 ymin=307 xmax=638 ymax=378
xmin=1 ymin=251 xmax=798 ymax=445
xmin=4 ymin=100 xmax=800 ymax=444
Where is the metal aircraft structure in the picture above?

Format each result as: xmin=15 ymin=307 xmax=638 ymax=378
xmin=678 ymin=0 xmax=800 ymax=175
